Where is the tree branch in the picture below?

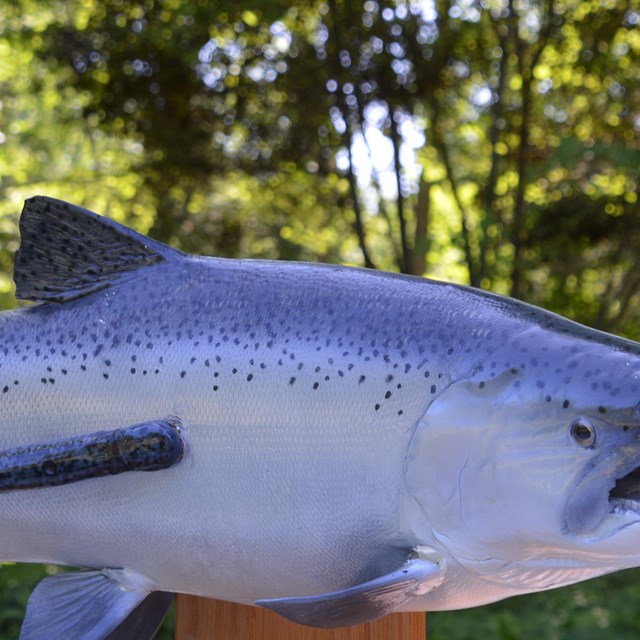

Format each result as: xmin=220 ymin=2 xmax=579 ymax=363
xmin=595 ymin=262 xmax=640 ymax=331
xmin=433 ymin=131 xmax=477 ymax=286
xmin=345 ymin=129 xmax=376 ymax=269
xmin=479 ymin=9 xmax=509 ymax=286
xmin=389 ymin=109 xmax=412 ymax=274
xmin=510 ymin=0 xmax=558 ymax=298
xmin=326 ymin=0 xmax=376 ymax=270
xmin=352 ymin=83 xmax=403 ymax=270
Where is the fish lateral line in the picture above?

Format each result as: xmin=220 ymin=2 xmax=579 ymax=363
xmin=0 ymin=418 xmax=184 ymax=492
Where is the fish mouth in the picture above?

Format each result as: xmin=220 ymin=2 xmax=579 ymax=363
xmin=609 ymin=463 xmax=640 ymax=513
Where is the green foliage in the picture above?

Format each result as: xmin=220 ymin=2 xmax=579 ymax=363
xmin=0 ymin=564 xmax=51 ymax=639
xmin=2 ymin=0 xmax=640 ymax=638
xmin=429 ymin=569 xmax=640 ymax=640
xmin=5 ymin=0 xmax=637 ymax=311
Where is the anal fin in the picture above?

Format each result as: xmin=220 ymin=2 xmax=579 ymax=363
xmin=19 ymin=569 xmax=173 ymax=640
xmin=255 ymin=552 xmax=444 ymax=628
xmin=104 ymin=591 xmax=175 ymax=640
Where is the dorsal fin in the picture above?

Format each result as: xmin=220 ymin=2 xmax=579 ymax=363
xmin=14 ymin=196 xmax=181 ymax=303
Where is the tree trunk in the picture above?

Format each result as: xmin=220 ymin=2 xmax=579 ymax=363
xmin=389 ymin=111 xmax=412 ymax=275
xmin=412 ymin=176 xmax=431 ymax=276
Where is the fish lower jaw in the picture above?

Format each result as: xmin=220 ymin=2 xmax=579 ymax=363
xmin=609 ymin=497 xmax=640 ymax=517
xmin=609 ymin=462 xmax=640 ymax=516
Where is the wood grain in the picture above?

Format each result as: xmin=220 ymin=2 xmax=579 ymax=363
xmin=175 ymin=596 xmax=426 ymax=640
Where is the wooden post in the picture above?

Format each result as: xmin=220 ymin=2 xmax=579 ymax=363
xmin=175 ymin=596 xmax=426 ymax=640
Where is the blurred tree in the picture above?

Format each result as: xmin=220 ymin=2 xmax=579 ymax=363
xmin=20 ymin=0 xmax=639 ymax=327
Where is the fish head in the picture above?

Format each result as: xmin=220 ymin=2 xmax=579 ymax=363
xmin=405 ymin=323 xmax=640 ymax=591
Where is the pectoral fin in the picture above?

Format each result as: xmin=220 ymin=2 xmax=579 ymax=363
xmin=0 ymin=418 xmax=184 ymax=492
xmin=20 ymin=570 xmax=173 ymax=640
xmin=255 ymin=552 xmax=444 ymax=628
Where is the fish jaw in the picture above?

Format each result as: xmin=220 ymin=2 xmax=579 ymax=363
xmin=564 ymin=448 xmax=640 ymax=556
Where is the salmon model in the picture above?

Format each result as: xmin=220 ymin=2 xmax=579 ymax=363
xmin=2 ymin=196 xmax=640 ymax=639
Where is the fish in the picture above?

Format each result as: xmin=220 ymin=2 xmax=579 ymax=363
xmin=3 ymin=196 xmax=640 ymax=638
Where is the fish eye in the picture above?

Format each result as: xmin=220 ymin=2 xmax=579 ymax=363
xmin=571 ymin=418 xmax=596 ymax=448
